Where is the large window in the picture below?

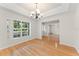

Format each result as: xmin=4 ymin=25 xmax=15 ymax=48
xmin=13 ymin=20 xmax=30 ymax=38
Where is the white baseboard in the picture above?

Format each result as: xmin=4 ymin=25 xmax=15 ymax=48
xmin=74 ymin=47 xmax=79 ymax=53
xmin=60 ymin=42 xmax=79 ymax=53
xmin=0 ymin=38 xmax=35 ymax=50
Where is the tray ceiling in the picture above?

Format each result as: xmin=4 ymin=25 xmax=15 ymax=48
xmin=0 ymin=3 xmax=69 ymax=18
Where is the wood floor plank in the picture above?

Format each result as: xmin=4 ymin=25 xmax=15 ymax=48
xmin=0 ymin=36 xmax=79 ymax=56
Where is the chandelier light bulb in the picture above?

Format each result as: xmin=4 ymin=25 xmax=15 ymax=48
xmin=36 ymin=9 xmax=40 ymax=14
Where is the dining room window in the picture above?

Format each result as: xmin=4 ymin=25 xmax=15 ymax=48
xmin=13 ymin=20 xmax=30 ymax=38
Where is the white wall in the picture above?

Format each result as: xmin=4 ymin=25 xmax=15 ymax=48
xmin=41 ymin=4 xmax=79 ymax=52
xmin=0 ymin=3 xmax=79 ymax=53
xmin=73 ymin=4 xmax=79 ymax=52
xmin=0 ymin=6 xmax=39 ymax=50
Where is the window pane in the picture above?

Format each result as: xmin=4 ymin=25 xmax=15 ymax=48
xmin=13 ymin=20 xmax=21 ymax=28
xmin=22 ymin=31 xmax=28 ymax=36
xmin=14 ymin=28 xmax=21 ymax=31
xmin=13 ymin=20 xmax=21 ymax=38
xmin=13 ymin=32 xmax=21 ymax=38
xmin=22 ymin=22 xmax=28 ymax=28
xmin=22 ymin=29 xmax=27 ymax=31
xmin=22 ymin=29 xmax=27 ymax=36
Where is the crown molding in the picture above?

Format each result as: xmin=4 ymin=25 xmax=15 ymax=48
xmin=0 ymin=4 xmax=69 ymax=19
xmin=0 ymin=4 xmax=30 ymax=18
xmin=42 ymin=4 xmax=69 ymax=18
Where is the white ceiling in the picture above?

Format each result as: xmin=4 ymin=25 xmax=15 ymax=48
xmin=17 ymin=3 xmax=62 ymax=13
xmin=0 ymin=3 xmax=69 ymax=18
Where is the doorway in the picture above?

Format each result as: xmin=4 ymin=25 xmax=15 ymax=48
xmin=42 ymin=20 xmax=59 ymax=48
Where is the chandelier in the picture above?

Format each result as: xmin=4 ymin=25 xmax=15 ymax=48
xmin=30 ymin=3 xmax=42 ymax=19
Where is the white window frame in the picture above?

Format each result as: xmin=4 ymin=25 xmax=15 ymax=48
xmin=7 ymin=19 xmax=31 ymax=39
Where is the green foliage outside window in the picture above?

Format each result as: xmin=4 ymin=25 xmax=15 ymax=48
xmin=13 ymin=20 xmax=21 ymax=28
xmin=13 ymin=20 xmax=30 ymax=38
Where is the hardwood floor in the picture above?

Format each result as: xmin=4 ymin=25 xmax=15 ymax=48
xmin=0 ymin=36 xmax=79 ymax=56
